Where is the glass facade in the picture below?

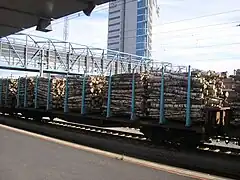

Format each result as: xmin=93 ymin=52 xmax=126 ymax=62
xmin=136 ymin=0 xmax=151 ymax=57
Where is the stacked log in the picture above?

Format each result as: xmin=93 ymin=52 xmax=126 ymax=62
xmin=1 ymin=78 xmax=17 ymax=107
xmin=67 ymin=76 xmax=83 ymax=111
xmin=146 ymin=70 xmax=228 ymax=122
xmin=18 ymin=77 xmax=35 ymax=108
xmin=107 ymin=73 xmax=132 ymax=116
xmin=86 ymin=75 xmax=107 ymax=113
xmin=223 ymin=76 xmax=235 ymax=102
xmin=52 ymin=78 xmax=65 ymax=109
xmin=0 ymin=70 xmax=229 ymax=123
xmin=136 ymin=72 xmax=149 ymax=117
xmin=103 ymin=73 xmax=146 ymax=117
xmin=146 ymin=71 xmax=162 ymax=118
xmin=198 ymin=71 xmax=227 ymax=105
xmin=34 ymin=76 xmax=66 ymax=109
xmin=146 ymin=71 xmax=192 ymax=120
xmin=18 ymin=77 xmax=25 ymax=107
xmin=37 ymin=77 xmax=51 ymax=108
xmin=68 ymin=75 xmax=107 ymax=113
xmin=164 ymin=71 xmax=202 ymax=121
xmin=230 ymin=70 xmax=240 ymax=124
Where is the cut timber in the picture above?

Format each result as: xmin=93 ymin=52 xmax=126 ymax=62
xmin=146 ymin=69 xmax=228 ymax=122
xmin=230 ymin=70 xmax=240 ymax=124
xmin=68 ymin=75 xmax=107 ymax=113
xmin=1 ymin=78 xmax=17 ymax=107
xmin=18 ymin=77 xmax=35 ymax=108
xmin=103 ymin=72 xmax=148 ymax=117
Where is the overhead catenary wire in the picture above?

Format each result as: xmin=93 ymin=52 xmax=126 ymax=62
xmin=153 ymin=42 xmax=240 ymax=50
xmin=105 ymin=20 xmax=240 ymax=44
xmin=119 ymin=35 xmax=240 ymax=50
xmin=157 ymin=26 xmax=240 ymax=41
xmin=59 ymin=11 xmax=240 ymax=44
xmin=25 ymin=1 xmax=240 ymax=36
xmin=54 ymin=7 xmax=240 ymax=35
xmin=23 ymin=3 xmax=240 ymax=56
xmin=53 ymin=3 xmax=240 ymax=30
xmin=21 ymin=1 xmax=240 ymax=63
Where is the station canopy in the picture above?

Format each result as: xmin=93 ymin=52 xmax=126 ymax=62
xmin=0 ymin=0 xmax=109 ymax=37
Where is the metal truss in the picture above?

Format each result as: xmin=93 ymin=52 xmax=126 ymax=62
xmin=149 ymin=61 xmax=188 ymax=73
xmin=0 ymin=33 xmax=154 ymax=76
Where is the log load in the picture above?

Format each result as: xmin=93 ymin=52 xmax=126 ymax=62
xmin=36 ymin=77 xmax=66 ymax=109
xmin=230 ymin=70 xmax=240 ymax=124
xmin=18 ymin=77 xmax=35 ymax=108
xmin=105 ymin=73 xmax=132 ymax=116
xmin=52 ymin=78 xmax=65 ymax=109
xmin=136 ymin=72 xmax=149 ymax=117
xmin=86 ymin=75 xmax=107 ymax=113
xmin=1 ymin=78 xmax=17 ymax=107
xmin=146 ymin=70 xmax=228 ymax=122
xmin=37 ymin=77 xmax=52 ymax=109
xmin=68 ymin=76 xmax=82 ymax=111
xmin=103 ymin=73 xmax=147 ymax=117
xmin=68 ymin=75 xmax=107 ymax=113
xmin=146 ymin=71 xmax=162 ymax=118
xmin=0 ymin=69 xmax=228 ymax=123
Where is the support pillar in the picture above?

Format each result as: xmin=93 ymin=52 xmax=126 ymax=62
xmin=186 ymin=65 xmax=192 ymax=127
xmin=159 ymin=66 xmax=165 ymax=124
xmin=81 ymin=74 xmax=86 ymax=115
xmin=106 ymin=70 xmax=112 ymax=118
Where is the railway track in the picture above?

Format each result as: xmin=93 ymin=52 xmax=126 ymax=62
xmin=197 ymin=143 xmax=240 ymax=156
xmin=49 ymin=120 xmax=148 ymax=142
xmin=197 ymin=136 xmax=240 ymax=156
xmin=42 ymin=118 xmax=240 ymax=157
xmin=2 ymin=112 xmax=240 ymax=157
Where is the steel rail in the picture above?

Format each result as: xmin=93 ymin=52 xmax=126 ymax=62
xmin=2 ymin=112 xmax=240 ymax=157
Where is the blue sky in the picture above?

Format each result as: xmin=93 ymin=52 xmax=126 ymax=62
xmin=4 ymin=0 xmax=240 ymax=76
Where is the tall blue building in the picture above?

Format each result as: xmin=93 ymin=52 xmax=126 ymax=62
xmin=107 ymin=0 xmax=153 ymax=57
xmin=136 ymin=0 xmax=152 ymax=57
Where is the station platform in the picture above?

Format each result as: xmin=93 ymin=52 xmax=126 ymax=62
xmin=0 ymin=125 xmax=228 ymax=180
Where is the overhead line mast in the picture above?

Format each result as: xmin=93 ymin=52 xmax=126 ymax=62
xmin=63 ymin=16 xmax=69 ymax=51
xmin=62 ymin=2 xmax=96 ymax=50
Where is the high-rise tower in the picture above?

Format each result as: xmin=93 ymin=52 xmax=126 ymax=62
xmin=107 ymin=0 xmax=154 ymax=57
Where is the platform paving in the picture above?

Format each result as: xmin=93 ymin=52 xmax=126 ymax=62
xmin=0 ymin=126 xmax=199 ymax=180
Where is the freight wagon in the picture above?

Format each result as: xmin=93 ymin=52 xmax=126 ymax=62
xmin=0 ymin=66 xmax=238 ymax=147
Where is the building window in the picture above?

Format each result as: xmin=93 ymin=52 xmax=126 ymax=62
xmin=136 ymin=0 xmax=151 ymax=58
xmin=109 ymin=16 xmax=120 ymax=21
xmin=136 ymin=35 xmax=147 ymax=43
xmin=108 ymin=35 xmax=120 ymax=39
xmin=136 ymin=50 xmax=145 ymax=56
xmin=109 ymin=10 xmax=120 ymax=15
xmin=137 ymin=28 xmax=147 ymax=36
xmin=109 ymin=29 xmax=120 ymax=33
xmin=137 ymin=7 xmax=147 ymax=15
xmin=137 ymin=21 xmax=147 ymax=30
xmin=109 ymin=22 xmax=120 ymax=27
xmin=136 ymin=42 xmax=146 ymax=49
xmin=108 ymin=42 xmax=119 ymax=46
xmin=137 ymin=15 xmax=146 ymax=22
xmin=137 ymin=0 xmax=147 ymax=8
